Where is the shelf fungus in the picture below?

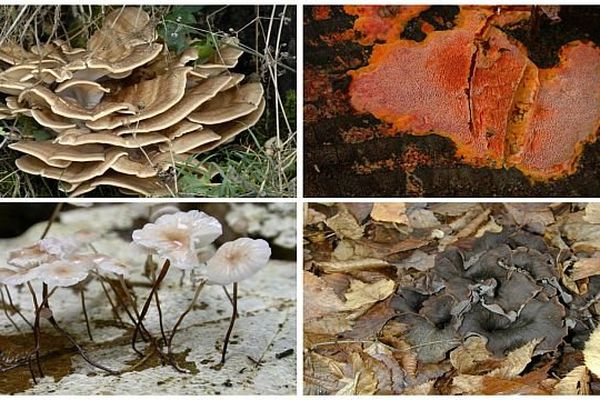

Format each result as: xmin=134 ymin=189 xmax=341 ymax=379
xmin=347 ymin=6 xmax=600 ymax=180
xmin=391 ymin=230 xmax=567 ymax=363
xmin=0 ymin=7 xmax=265 ymax=196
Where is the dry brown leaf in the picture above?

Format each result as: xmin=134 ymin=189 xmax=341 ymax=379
xmin=553 ymin=365 xmax=590 ymax=394
xmin=304 ymin=315 xmax=354 ymax=335
xmin=451 ymin=374 xmax=484 ymax=394
xmin=343 ymin=278 xmax=395 ymax=311
xmin=440 ymin=208 xmax=491 ymax=248
xmin=407 ymin=208 xmax=440 ymax=229
xmin=394 ymin=249 xmax=436 ymax=272
xmin=584 ymin=325 xmax=600 ymax=377
xmin=505 ymin=203 xmax=555 ymax=234
xmin=371 ymin=203 xmax=408 ymax=224
xmin=403 ymin=380 xmax=435 ymax=395
xmin=303 ymin=271 xmax=345 ymax=319
xmin=325 ymin=209 xmax=364 ymax=239
xmin=488 ymin=338 xmax=542 ymax=379
xmin=474 ymin=216 xmax=503 ymax=237
xmin=336 ymin=352 xmax=378 ymax=395
xmin=428 ymin=203 xmax=481 ymax=216
xmin=316 ymin=258 xmax=391 ymax=273
xmin=305 ymin=206 xmax=327 ymax=226
xmin=571 ymin=256 xmax=600 ymax=280
xmin=584 ymin=203 xmax=600 ymax=224
xmin=450 ymin=336 xmax=492 ymax=374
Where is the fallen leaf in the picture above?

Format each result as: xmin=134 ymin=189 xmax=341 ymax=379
xmin=305 ymin=315 xmax=354 ymax=335
xmin=305 ymin=206 xmax=327 ymax=225
xmin=336 ymin=352 xmax=378 ymax=395
xmin=584 ymin=203 xmax=600 ymax=224
xmin=403 ymin=380 xmax=435 ymax=395
xmin=407 ymin=208 xmax=440 ymax=229
xmin=332 ymin=240 xmax=356 ymax=261
xmin=316 ymin=258 xmax=391 ymax=273
xmin=505 ymin=203 xmax=555 ymax=234
xmin=571 ymin=256 xmax=600 ymax=280
xmin=450 ymin=336 xmax=493 ymax=374
xmin=345 ymin=203 xmax=374 ymax=223
xmin=304 ymin=271 xmax=345 ymax=319
xmin=326 ymin=209 xmax=364 ymax=239
xmin=488 ymin=338 xmax=542 ymax=379
xmin=343 ymin=279 xmax=395 ymax=311
xmin=371 ymin=203 xmax=408 ymax=224
xmin=553 ymin=365 xmax=590 ymax=394
xmin=451 ymin=374 xmax=484 ymax=394
xmin=584 ymin=325 xmax=600 ymax=377
xmin=474 ymin=216 xmax=503 ymax=237
xmin=394 ymin=249 xmax=436 ymax=272
xmin=428 ymin=203 xmax=481 ymax=217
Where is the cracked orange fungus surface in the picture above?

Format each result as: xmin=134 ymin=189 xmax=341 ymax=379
xmin=347 ymin=6 xmax=600 ymax=179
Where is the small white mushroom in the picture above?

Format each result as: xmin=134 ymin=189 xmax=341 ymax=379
xmin=205 ymin=238 xmax=271 ymax=285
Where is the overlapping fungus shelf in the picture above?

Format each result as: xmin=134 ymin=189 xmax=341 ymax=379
xmin=347 ymin=6 xmax=600 ymax=180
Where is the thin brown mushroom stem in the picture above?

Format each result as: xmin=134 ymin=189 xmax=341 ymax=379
xmin=79 ymin=287 xmax=94 ymax=342
xmin=220 ymin=282 xmax=238 ymax=365
xmin=167 ymin=279 xmax=207 ymax=356
xmin=0 ymin=285 xmax=21 ymax=332
xmin=27 ymin=201 xmax=64 ymax=381
xmin=131 ymin=259 xmax=170 ymax=355
xmin=114 ymin=275 xmax=152 ymax=343
xmin=26 ymin=282 xmax=43 ymax=382
xmin=222 ymin=285 xmax=240 ymax=318
xmin=153 ymin=288 xmax=167 ymax=346
xmin=98 ymin=278 xmax=126 ymax=327
xmin=4 ymin=285 xmax=33 ymax=328
xmin=47 ymin=315 xmax=119 ymax=375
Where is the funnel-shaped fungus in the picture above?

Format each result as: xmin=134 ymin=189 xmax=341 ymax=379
xmin=0 ymin=7 xmax=265 ymax=196
xmin=347 ymin=6 xmax=600 ymax=179
xmin=392 ymin=230 xmax=567 ymax=361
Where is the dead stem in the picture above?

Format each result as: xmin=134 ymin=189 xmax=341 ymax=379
xmin=48 ymin=316 xmax=119 ymax=375
xmin=0 ymin=285 xmax=21 ymax=332
xmin=220 ymin=282 xmax=238 ymax=365
xmin=167 ymin=279 xmax=207 ymax=356
xmin=79 ymin=288 xmax=94 ymax=342
xmin=131 ymin=259 xmax=170 ymax=356
xmin=4 ymin=285 xmax=32 ymax=328
xmin=222 ymin=285 xmax=240 ymax=318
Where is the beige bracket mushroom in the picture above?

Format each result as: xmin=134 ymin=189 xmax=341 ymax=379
xmin=1 ymin=7 xmax=265 ymax=196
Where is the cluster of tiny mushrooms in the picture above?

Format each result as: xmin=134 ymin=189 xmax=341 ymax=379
xmin=0 ymin=7 xmax=265 ymax=196
xmin=0 ymin=204 xmax=272 ymax=380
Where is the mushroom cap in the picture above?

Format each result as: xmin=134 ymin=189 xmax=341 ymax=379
xmin=55 ymin=128 xmax=169 ymax=148
xmin=189 ymin=97 xmax=266 ymax=154
xmin=7 ymin=237 xmax=81 ymax=269
xmin=30 ymin=108 xmax=77 ymax=131
xmin=113 ymin=74 xmax=233 ymax=135
xmin=9 ymin=141 xmax=107 ymax=164
xmin=68 ymin=172 xmax=171 ymax=197
xmin=187 ymin=82 xmax=264 ymax=125
xmin=158 ymin=128 xmax=221 ymax=154
xmin=85 ymin=66 xmax=191 ymax=130
xmin=15 ymin=148 xmax=127 ymax=183
xmin=31 ymin=258 xmax=92 ymax=287
xmin=132 ymin=210 xmax=223 ymax=269
xmin=205 ymin=237 xmax=271 ymax=285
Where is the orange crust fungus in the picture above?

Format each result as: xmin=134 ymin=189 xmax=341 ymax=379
xmin=347 ymin=6 xmax=600 ymax=180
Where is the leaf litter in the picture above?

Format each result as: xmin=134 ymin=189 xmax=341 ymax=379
xmin=304 ymin=202 xmax=600 ymax=395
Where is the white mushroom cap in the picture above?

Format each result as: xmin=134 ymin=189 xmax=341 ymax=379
xmin=205 ymin=238 xmax=271 ymax=285
xmin=132 ymin=210 xmax=223 ymax=270
xmin=30 ymin=258 xmax=92 ymax=287
xmin=7 ymin=237 xmax=81 ymax=269
xmin=1 ymin=268 xmax=38 ymax=286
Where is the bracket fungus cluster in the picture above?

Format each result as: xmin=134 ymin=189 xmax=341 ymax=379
xmin=347 ymin=6 xmax=600 ymax=179
xmin=392 ymin=230 xmax=568 ymax=363
xmin=0 ymin=7 xmax=265 ymax=196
